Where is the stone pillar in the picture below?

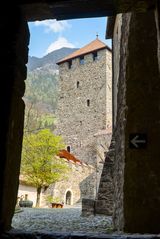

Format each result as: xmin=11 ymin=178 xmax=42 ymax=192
xmin=0 ymin=7 xmax=29 ymax=231
xmin=114 ymin=9 xmax=160 ymax=233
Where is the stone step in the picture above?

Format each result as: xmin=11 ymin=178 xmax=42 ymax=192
xmin=3 ymin=231 xmax=160 ymax=239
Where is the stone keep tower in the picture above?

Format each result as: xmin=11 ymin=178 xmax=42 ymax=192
xmin=56 ymin=38 xmax=112 ymax=198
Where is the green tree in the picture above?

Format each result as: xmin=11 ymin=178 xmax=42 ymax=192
xmin=21 ymin=129 xmax=69 ymax=207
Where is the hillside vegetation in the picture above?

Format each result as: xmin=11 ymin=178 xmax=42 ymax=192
xmin=24 ymin=47 xmax=78 ymax=132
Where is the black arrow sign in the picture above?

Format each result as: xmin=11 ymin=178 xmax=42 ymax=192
xmin=129 ymin=134 xmax=147 ymax=149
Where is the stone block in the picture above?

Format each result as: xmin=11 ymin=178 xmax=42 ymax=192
xmin=81 ymin=198 xmax=95 ymax=216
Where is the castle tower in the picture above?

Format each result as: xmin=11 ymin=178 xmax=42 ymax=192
xmin=56 ymin=38 xmax=112 ymax=198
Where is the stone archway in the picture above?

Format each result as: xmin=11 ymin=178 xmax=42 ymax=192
xmin=0 ymin=1 xmax=159 ymax=234
xmin=65 ymin=190 xmax=72 ymax=205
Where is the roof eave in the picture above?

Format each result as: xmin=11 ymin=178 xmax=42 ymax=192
xmin=57 ymin=45 xmax=112 ymax=65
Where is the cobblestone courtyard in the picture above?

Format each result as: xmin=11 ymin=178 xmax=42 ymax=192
xmin=12 ymin=207 xmax=113 ymax=234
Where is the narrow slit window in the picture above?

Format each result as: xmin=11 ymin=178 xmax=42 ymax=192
xmin=67 ymin=146 xmax=71 ymax=152
xmin=77 ymin=81 xmax=79 ymax=88
xmin=87 ymin=99 xmax=90 ymax=107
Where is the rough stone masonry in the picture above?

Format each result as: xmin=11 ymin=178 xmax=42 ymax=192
xmin=55 ymin=39 xmax=112 ymax=201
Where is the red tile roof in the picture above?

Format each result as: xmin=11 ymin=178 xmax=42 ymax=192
xmin=57 ymin=38 xmax=111 ymax=64
xmin=58 ymin=149 xmax=82 ymax=165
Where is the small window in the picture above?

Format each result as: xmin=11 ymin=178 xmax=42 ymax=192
xmin=80 ymin=56 xmax=84 ymax=65
xmin=77 ymin=81 xmax=79 ymax=88
xmin=68 ymin=61 xmax=72 ymax=69
xmin=93 ymin=52 xmax=98 ymax=61
xmin=67 ymin=146 xmax=71 ymax=152
xmin=87 ymin=99 xmax=90 ymax=107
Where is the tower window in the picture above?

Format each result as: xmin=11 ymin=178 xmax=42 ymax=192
xmin=67 ymin=146 xmax=71 ymax=153
xmin=93 ymin=52 xmax=98 ymax=61
xmin=77 ymin=81 xmax=79 ymax=88
xmin=87 ymin=99 xmax=90 ymax=107
xmin=68 ymin=61 xmax=72 ymax=69
xmin=80 ymin=56 xmax=84 ymax=65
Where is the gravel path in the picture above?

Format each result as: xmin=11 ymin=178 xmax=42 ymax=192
xmin=12 ymin=207 xmax=113 ymax=234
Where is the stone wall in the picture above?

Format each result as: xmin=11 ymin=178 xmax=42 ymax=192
xmin=95 ymin=136 xmax=114 ymax=216
xmin=124 ymin=10 xmax=160 ymax=233
xmin=106 ymin=51 xmax=112 ymax=128
xmin=55 ymin=48 xmax=112 ymax=166
xmin=113 ymin=8 xmax=160 ymax=233
xmin=18 ymin=160 xmax=94 ymax=207
xmin=112 ymin=14 xmax=122 ymax=128
xmin=49 ymin=162 xmax=94 ymax=204
xmin=112 ymin=13 xmax=131 ymax=231
xmin=0 ymin=7 xmax=29 ymax=231
xmin=94 ymin=131 xmax=112 ymax=192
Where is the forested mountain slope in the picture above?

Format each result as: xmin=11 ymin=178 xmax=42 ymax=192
xmin=24 ymin=47 xmax=78 ymax=132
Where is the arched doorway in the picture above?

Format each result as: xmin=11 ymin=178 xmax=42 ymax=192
xmin=65 ymin=191 xmax=72 ymax=205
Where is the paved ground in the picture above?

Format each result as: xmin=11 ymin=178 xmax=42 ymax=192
xmin=12 ymin=206 xmax=113 ymax=234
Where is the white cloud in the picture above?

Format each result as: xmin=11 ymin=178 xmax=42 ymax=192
xmin=34 ymin=20 xmax=71 ymax=33
xmin=46 ymin=37 xmax=75 ymax=54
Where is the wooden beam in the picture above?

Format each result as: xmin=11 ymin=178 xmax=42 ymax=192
xmin=20 ymin=0 xmax=157 ymax=21
xmin=114 ymin=0 xmax=156 ymax=13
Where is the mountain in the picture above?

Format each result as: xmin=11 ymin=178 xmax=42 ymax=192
xmin=27 ymin=47 xmax=79 ymax=71
xmin=24 ymin=47 xmax=79 ymax=129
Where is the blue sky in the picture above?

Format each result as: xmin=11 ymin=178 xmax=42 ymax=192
xmin=28 ymin=17 xmax=111 ymax=58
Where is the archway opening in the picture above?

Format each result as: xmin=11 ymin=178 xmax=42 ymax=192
xmin=12 ymin=14 xmax=112 ymax=235
xmin=65 ymin=191 xmax=72 ymax=205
